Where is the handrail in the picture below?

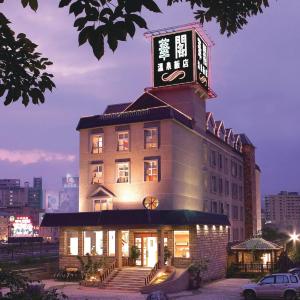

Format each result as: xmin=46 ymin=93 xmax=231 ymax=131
xmin=99 ymin=260 xmax=116 ymax=283
xmin=144 ymin=261 xmax=160 ymax=286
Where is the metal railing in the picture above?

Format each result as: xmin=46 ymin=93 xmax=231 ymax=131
xmin=99 ymin=260 xmax=116 ymax=283
xmin=232 ymin=262 xmax=276 ymax=273
xmin=145 ymin=261 xmax=160 ymax=285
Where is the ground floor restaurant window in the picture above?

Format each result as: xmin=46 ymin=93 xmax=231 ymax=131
xmin=83 ymin=231 xmax=103 ymax=255
xmin=122 ymin=231 xmax=129 ymax=257
xmin=66 ymin=231 xmax=78 ymax=255
xmin=108 ymin=231 xmax=115 ymax=256
xmin=174 ymin=231 xmax=190 ymax=258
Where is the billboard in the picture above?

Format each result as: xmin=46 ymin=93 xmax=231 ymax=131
xmin=11 ymin=216 xmax=33 ymax=237
xmin=152 ymin=28 xmax=209 ymax=91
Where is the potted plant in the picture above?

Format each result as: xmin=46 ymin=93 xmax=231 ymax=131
xmin=130 ymin=245 xmax=140 ymax=266
xmin=188 ymin=259 xmax=208 ymax=290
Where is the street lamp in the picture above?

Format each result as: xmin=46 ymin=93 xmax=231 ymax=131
xmin=289 ymin=232 xmax=300 ymax=243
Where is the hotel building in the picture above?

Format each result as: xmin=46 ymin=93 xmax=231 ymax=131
xmin=41 ymin=24 xmax=261 ymax=286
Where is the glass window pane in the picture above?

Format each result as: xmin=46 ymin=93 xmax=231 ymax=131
xmin=145 ymin=128 xmax=158 ymax=149
xmin=117 ymin=162 xmax=129 ymax=183
xmin=174 ymin=231 xmax=189 ymax=258
xmin=117 ymin=131 xmax=129 ymax=151
xmin=66 ymin=231 xmax=78 ymax=255
xmin=108 ymin=231 xmax=115 ymax=256
xmin=122 ymin=231 xmax=129 ymax=257
xmin=92 ymin=135 xmax=103 ymax=154
xmin=83 ymin=231 xmax=103 ymax=255
xmin=261 ymin=276 xmax=275 ymax=284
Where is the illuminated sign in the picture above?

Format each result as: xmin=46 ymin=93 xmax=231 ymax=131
xmin=195 ymin=32 xmax=208 ymax=89
xmin=152 ymin=29 xmax=209 ymax=90
xmin=12 ymin=216 xmax=33 ymax=237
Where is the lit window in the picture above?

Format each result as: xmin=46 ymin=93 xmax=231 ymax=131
xmin=122 ymin=231 xmax=129 ymax=257
xmin=94 ymin=199 xmax=113 ymax=211
xmin=144 ymin=160 xmax=159 ymax=182
xmin=108 ymin=231 xmax=115 ymax=256
xmin=66 ymin=231 xmax=78 ymax=255
xmin=116 ymin=162 xmax=129 ymax=183
xmin=117 ymin=131 xmax=129 ymax=151
xmin=91 ymin=135 xmax=103 ymax=154
xmin=144 ymin=128 xmax=158 ymax=149
xmin=83 ymin=231 xmax=103 ymax=256
xmin=174 ymin=231 xmax=190 ymax=258
xmin=91 ymin=164 xmax=103 ymax=184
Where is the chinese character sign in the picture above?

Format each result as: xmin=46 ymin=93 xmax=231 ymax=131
xmin=153 ymin=30 xmax=194 ymax=87
xmin=152 ymin=29 xmax=209 ymax=90
xmin=196 ymin=32 xmax=209 ymax=90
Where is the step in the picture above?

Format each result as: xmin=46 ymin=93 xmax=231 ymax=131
xmin=102 ymin=267 xmax=151 ymax=291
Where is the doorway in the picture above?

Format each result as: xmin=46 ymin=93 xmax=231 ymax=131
xmin=134 ymin=233 xmax=158 ymax=267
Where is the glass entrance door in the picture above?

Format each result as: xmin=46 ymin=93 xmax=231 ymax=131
xmin=134 ymin=234 xmax=158 ymax=267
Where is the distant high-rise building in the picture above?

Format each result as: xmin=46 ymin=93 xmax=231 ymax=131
xmin=44 ymin=175 xmax=79 ymax=213
xmin=28 ymin=177 xmax=43 ymax=209
xmin=265 ymin=191 xmax=300 ymax=230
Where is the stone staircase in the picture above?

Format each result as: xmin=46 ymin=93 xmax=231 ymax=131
xmin=102 ymin=267 xmax=151 ymax=291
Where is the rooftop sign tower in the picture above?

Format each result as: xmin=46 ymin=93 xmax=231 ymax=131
xmin=145 ymin=23 xmax=216 ymax=99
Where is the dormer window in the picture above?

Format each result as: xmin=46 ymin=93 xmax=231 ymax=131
xmin=206 ymin=113 xmax=215 ymax=134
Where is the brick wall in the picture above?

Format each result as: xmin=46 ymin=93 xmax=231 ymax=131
xmin=190 ymin=225 xmax=228 ymax=281
xmin=243 ymin=143 xmax=257 ymax=239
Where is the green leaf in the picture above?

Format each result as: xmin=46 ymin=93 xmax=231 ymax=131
xmin=127 ymin=14 xmax=147 ymax=29
xmin=74 ymin=17 xmax=87 ymax=31
xmin=89 ymin=32 xmax=104 ymax=60
xmin=59 ymin=0 xmax=72 ymax=8
xmin=107 ymin=34 xmax=118 ymax=51
xmin=125 ymin=0 xmax=143 ymax=13
xmin=78 ymin=26 xmax=94 ymax=46
xmin=17 ymin=33 xmax=26 ymax=39
xmin=21 ymin=0 xmax=29 ymax=8
xmin=28 ymin=0 xmax=38 ymax=11
xmin=142 ymin=0 xmax=161 ymax=13
xmin=69 ymin=1 xmax=84 ymax=16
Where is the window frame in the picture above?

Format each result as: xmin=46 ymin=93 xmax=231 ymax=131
xmin=144 ymin=157 xmax=161 ymax=182
xmin=116 ymin=161 xmax=130 ymax=183
xmin=91 ymin=134 xmax=104 ymax=154
xmin=117 ymin=131 xmax=129 ymax=152
xmin=144 ymin=127 xmax=159 ymax=149
xmin=174 ymin=230 xmax=190 ymax=258
xmin=91 ymin=163 xmax=104 ymax=184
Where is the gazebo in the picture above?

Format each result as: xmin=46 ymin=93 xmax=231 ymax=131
xmin=230 ymin=237 xmax=283 ymax=273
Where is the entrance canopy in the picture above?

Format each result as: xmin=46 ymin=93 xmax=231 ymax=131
xmin=40 ymin=209 xmax=230 ymax=227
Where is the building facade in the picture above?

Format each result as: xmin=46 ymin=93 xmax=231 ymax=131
xmin=42 ymin=25 xmax=261 ymax=284
xmin=265 ymin=191 xmax=300 ymax=230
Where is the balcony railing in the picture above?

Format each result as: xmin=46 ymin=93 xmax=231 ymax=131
xmin=232 ymin=262 xmax=276 ymax=273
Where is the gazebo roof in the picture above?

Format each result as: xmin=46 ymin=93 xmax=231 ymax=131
xmin=231 ymin=238 xmax=283 ymax=251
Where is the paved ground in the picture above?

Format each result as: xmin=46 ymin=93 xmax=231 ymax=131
xmin=43 ymin=278 xmax=250 ymax=300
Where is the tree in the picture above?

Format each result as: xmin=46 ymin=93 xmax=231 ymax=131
xmin=0 ymin=0 xmax=271 ymax=106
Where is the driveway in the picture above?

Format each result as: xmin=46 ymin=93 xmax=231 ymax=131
xmin=43 ymin=278 xmax=250 ymax=300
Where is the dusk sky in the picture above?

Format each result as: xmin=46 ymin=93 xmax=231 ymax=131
xmin=1 ymin=0 xmax=300 ymax=199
